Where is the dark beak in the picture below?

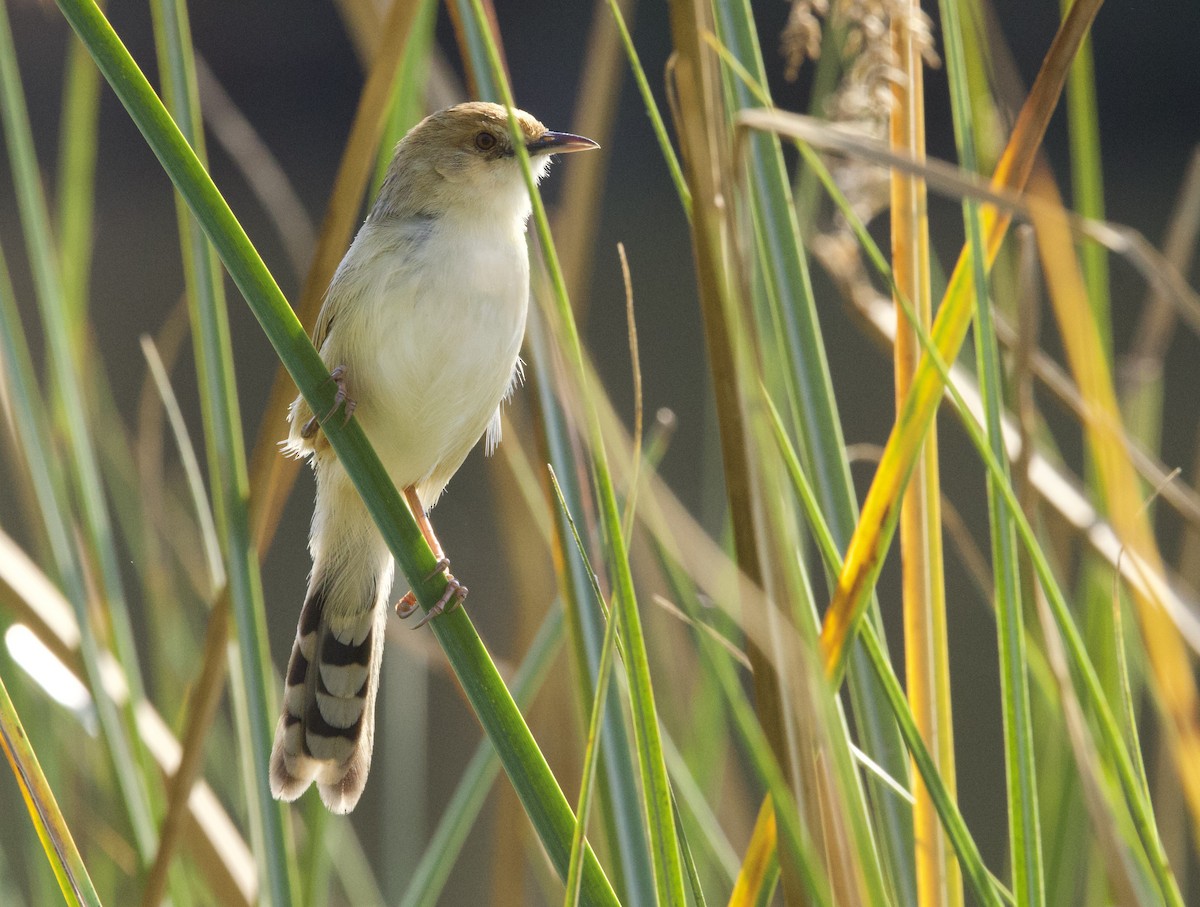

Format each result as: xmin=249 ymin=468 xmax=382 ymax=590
xmin=526 ymin=131 xmax=600 ymax=155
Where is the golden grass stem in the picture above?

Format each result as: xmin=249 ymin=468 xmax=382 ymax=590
xmin=888 ymin=8 xmax=958 ymax=905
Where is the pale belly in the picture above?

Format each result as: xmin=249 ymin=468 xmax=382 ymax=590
xmin=321 ymin=219 xmax=529 ymax=505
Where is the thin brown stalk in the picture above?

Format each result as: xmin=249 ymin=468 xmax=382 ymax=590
xmin=1123 ymin=147 xmax=1200 ymax=400
xmin=665 ymin=0 xmax=807 ymax=896
xmin=140 ymin=595 xmax=230 ymax=907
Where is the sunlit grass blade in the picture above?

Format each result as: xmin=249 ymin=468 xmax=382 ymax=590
xmin=1027 ymin=168 xmax=1200 ymax=865
xmin=896 ymin=232 xmax=1184 ymax=906
xmin=0 ymin=672 xmax=102 ymax=907
xmin=780 ymin=113 xmax=1184 ymax=905
xmin=728 ymin=799 xmax=778 ymax=907
xmin=0 ymin=530 xmax=259 ymax=906
xmin=49 ymin=2 xmax=619 ymax=901
xmin=816 ymin=0 xmax=1104 ymax=683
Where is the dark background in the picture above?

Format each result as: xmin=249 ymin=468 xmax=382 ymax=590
xmin=3 ymin=0 xmax=1199 ymax=900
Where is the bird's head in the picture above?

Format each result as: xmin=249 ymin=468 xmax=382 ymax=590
xmin=372 ymin=101 xmax=597 ymax=224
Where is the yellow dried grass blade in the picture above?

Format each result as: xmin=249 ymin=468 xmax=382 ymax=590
xmin=1026 ymin=169 xmax=1200 ymax=844
xmin=0 ymin=673 xmax=101 ymax=907
xmin=818 ymin=0 xmax=1105 ymax=682
xmin=727 ymin=798 xmax=778 ymax=907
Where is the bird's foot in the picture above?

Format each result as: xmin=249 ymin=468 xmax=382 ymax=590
xmin=395 ymin=558 xmax=468 ymax=628
xmin=395 ymin=591 xmax=419 ymax=619
xmin=301 ymin=365 xmax=356 ymax=439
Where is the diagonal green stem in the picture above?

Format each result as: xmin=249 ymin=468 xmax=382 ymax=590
xmin=50 ymin=0 xmax=618 ymax=902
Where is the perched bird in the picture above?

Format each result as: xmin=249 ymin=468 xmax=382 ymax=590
xmin=270 ymin=102 xmax=597 ymax=813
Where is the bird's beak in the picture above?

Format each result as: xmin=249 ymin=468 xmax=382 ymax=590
xmin=526 ymin=131 xmax=600 ymax=155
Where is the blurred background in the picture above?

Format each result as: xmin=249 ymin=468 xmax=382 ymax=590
xmin=1 ymin=0 xmax=1199 ymax=903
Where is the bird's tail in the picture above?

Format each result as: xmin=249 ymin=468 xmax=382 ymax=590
xmin=270 ymin=459 xmax=393 ymax=814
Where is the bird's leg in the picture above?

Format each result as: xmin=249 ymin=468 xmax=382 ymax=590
xmin=301 ymin=365 xmax=357 ymax=439
xmin=395 ymin=486 xmax=468 ymax=626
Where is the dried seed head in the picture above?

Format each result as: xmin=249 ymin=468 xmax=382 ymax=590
xmin=781 ymin=0 xmax=830 ymax=81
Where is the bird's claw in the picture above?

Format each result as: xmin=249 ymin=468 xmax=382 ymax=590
xmin=396 ymin=558 xmax=467 ymax=628
xmin=301 ymin=365 xmax=356 ymax=439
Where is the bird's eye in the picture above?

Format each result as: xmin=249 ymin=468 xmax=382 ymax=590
xmin=475 ymin=131 xmax=497 ymax=152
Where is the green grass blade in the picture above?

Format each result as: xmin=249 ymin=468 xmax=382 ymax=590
xmin=527 ymin=310 xmax=656 ymax=899
xmin=460 ymin=3 xmax=686 ymax=902
xmin=145 ymin=0 xmax=298 ymax=901
xmin=0 ymin=4 xmax=160 ymax=860
xmin=656 ymin=554 xmax=834 ymax=907
xmin=371 ymin=0 xmax=436 ymax=197
xmin=603 ymin=0 xmax=691 ymax=215
xmin=56 ymin=25 xmax=101 ymax=319
xmin=1059 ymin=0 xmax=1109 ymax=346
xmin=659 ymin=731 xmax=740 ymax=885
xmin=0 ymin=0 xmax=147 ymax=709
xmin=939 ymin=1 xmax=1044 ymax=902
xmin=547 ymin=468 xmax=623 ymax=907
xmin=400 ymin=607 xmax=565 ymax=907
xmin=49 ymin=3 xmax=618 ymax=901
xmin=0 ymin=250 xmax=157 ymax=879
xmin=899 ymin=268 xmax=1184 ymax=907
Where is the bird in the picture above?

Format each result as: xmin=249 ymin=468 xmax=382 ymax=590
xmin=269 ymin=102 xmax=597 ymax=813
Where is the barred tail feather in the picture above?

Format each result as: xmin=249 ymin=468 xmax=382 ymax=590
xmin=271 ymin=459 xmax=393 ymax=814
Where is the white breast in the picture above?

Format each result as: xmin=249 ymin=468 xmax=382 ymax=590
xmin=319 ymin=213 xmax=530 ymax=505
